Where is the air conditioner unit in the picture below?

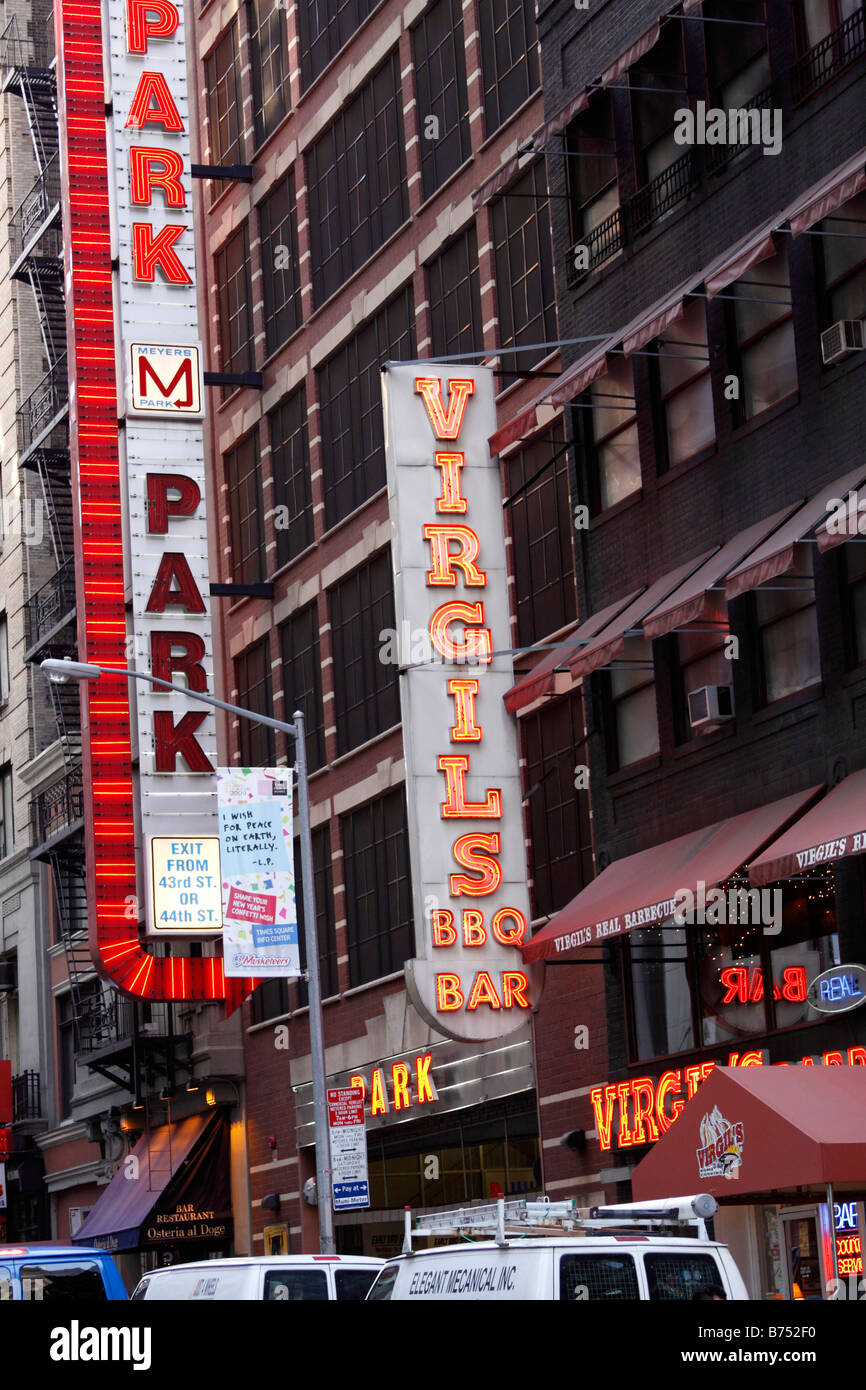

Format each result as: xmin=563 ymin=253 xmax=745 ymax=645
xmin=821 ymin=319 xmax=866 ymax=366
xmin=688 ymin=684 xmax=734 ymax=729
xmin=69 ymin=1205 xmax=92 ymax=1237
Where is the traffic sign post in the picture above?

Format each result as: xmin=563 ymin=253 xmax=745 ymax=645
xmin=328 ymin=1087 xmax=370 ymax=1212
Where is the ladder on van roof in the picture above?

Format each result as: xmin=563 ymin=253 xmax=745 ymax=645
xmin=402 ymin=1194 xmax=718 ymax=1253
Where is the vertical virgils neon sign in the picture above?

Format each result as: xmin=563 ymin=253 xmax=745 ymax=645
xmin=383 ymin=365 xmax=541 ymax=1040
xmin=56 ymin=0 xmax=251 ymax=1004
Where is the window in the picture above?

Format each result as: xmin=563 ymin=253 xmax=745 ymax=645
xmin=295 ymin=825 xmax=338 ymax=1003
xmin=317 ymin=286 xmax=415 ymax=529
xmin=264 ymin=1269 xmax=328 ymax=1300
xmin=248 ymin=0 xmax=289 ymax=148
xmin=0 ymin=614 xmax=8 ymax=702
xmin=730 ymin=245 xmax=797 ymax=421
xmin=560 ymin=1254 xmax=639 ymax=1301
xmin=505 ymin=425 xmax=576 ymax=647
xmin=205 ymin=22 xmax=244 ymax=170
xmin=335 ymin=1269 xmax=380 ymax=1300
xmin=585 ymin=356 xmax=640 ymax=512
xmin=215 ymin=224 xmax=254 ymax=388
xmin=818 ymin=191 xmax=866 ymax=327
xmin=704 ymin=0 xmax=770 ymax=109
xmin=296 ymin=0 xmax=377 ymax=91
xmin=329 ymin=550 xmax=399 ymax=755
xmin=342 ymin=787 xmax=413 ymax=987
xmin=270 ymin=388 xmax=313 ymax=568
xmin=280 ymin=602 xmax=325 ymax=771
xmin=306 ymin=53 xmax=408 ymax=306
xmin=522 ymin=692 xmax=592 ymax=920
xmin=645 ymin=1254 xmax=727 ymax=1301
xmin=610 ymin=636 xmax=658 ymax=768
xmin=249 ymin=976 xmax=289 ymax=1024
xmin=426 ymin=228 xmax=483 ymax=361
xmin=793 ymin=0 xmax=865 ymax=99
xmin=655 ymin=299 xmax=714 ymax=470
xmin=491 ymin=163 xmax=557 ymax=374
xmin=479 ymin=0 xmax=539 ymax=136
xmin=675 ymin=626 xmax=731 ymax=742
xmin=259 ymin=174 xmax=302 ymax=356
xmin=0 ymin=765 xmax=12 ymax=857
xmin=412 ymin=0 xmax=471 ymax=200
xmin=566 ymin=95 xmax=621 ymax=278
xmin=235 ymin=639 xmax=275 ymax=765
xmin=755 ymin=551 xmax=821 ymax=704
xmin=224 ymin=431 xmax=265 ymax=583
xmin=630 ymin=23 xmax=696 ymax=231
xmin=628 ymin=872 xmax=840 ymax=1060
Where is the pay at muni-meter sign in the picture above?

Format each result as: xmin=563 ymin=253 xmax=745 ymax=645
xmin=383 ymin=364 xmax=542 ymax=1041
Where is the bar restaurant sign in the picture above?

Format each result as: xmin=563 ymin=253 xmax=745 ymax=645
xmin=383 ymin=364 xmax=542 ymax=1040
xmin=56 ymin=0 xmax=251 ymax=1002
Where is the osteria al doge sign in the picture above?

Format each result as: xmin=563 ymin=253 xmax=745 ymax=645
xmin=383 ymin=363 xmax=542 ymax=1040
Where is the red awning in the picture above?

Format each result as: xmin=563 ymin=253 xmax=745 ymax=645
xmin=529 ymin=90 xmax=590 ymax=153
xmin=632 ymin=1065 xmax=866 ymax=1201
xmin=816 ymin=482 xmax=863 ymax=552
xmin=703 ymin=219 xmax=778 ymax=297
xmin=566 ymin=553 xmax=715 ymax=680
xmin=489 ymin=338 xmax=612 ymax=457
xmin=598 ymin=22 xmax=661 ymax=89
xmin=522 ymin=786 xmax=820 ymax=960
xmin=471 ymin=151 xmax=537 ymax=211
xmin=725 ymin=465 xmax=866 ymax=601
xmin=620 ymin=285 xmax=689 ymax=358
xmin=787 ymin=148 xmax=866 ymax=237
xmin=504 ymin=589 xmax=644 ymax=714
xmin=642 ymin=505 xmax=801 ymax=640
xmin=749 ymin=768 xmax=866 ymax=885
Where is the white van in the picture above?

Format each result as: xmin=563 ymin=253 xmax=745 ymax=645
xmin=367 ymin=1194 xmax=749 ymax=1302
xmin=131 ymin=1254 xmax=383 ymax=1301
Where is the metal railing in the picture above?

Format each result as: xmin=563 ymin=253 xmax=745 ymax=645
xmin=17 ymin=354 xmax=68 ymax=458
xmin=791 ymin=8 xmax=866 ymax=104
xmin=12 ymin=1069 xmax=42 ymax=1121
xmin=568 ymin=206 xmax=624 ymax=285
xmin=0 ymin=17 xmax=53 ymax=72
xmin=707 ymin=81 xmax=778 ymax=173
xmin=32 ymin=765 xmax=83 ymax=843
xmin=10 ymin=151 xmax=61 ymax=262
xmin=26 ymin=556 xmax=76 ymax=653
xmin=77 ymin=994 xmax=173 ymax=1053
xmin=630 ymin=151 xmax=700 ymax=236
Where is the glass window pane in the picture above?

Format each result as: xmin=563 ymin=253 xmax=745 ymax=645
xmin=264 ymin=1270 xmax=328 ymax=1300
xmin=560 ymin=1254 xmax=639 ymax=1301
xmin=665 ymin=374 xmax=715 ymax=467
xmin=761 ymin=605 xmax=821 ymax=703
xmin=631 ymin=926 xmax=693 ymax=1058
xmin=742 ymin=320 xmax=798 ymax=418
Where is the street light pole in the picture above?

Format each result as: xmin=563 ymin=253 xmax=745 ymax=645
xmin=40 ymin=657 xmax=336 ymax=1254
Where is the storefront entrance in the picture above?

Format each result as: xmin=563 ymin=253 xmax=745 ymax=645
xmin=781 ymin=1208 xmax=826 ymax=1299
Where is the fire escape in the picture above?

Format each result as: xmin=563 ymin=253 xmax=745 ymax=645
xmin=1 ymin=17 xmax=190 ymax=1100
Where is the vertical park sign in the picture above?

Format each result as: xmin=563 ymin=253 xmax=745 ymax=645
xmin=383 ymin=364 xmax=542 ymax=1041
xmin=56 ymin=0 xmax=252 ymax=1004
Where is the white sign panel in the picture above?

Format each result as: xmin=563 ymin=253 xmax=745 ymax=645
xmin=328 ymin=1088 xmax=370 ymax=1211
xmin=383 ymin=363 xmax=542 ymax=1041
xmin=105 ymin=1 xmax=218 ymax=936
xmin=218 ymin=769 xmax=299 ymax=978
xmin=149 ymin=835 xmax=222 ymax=933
